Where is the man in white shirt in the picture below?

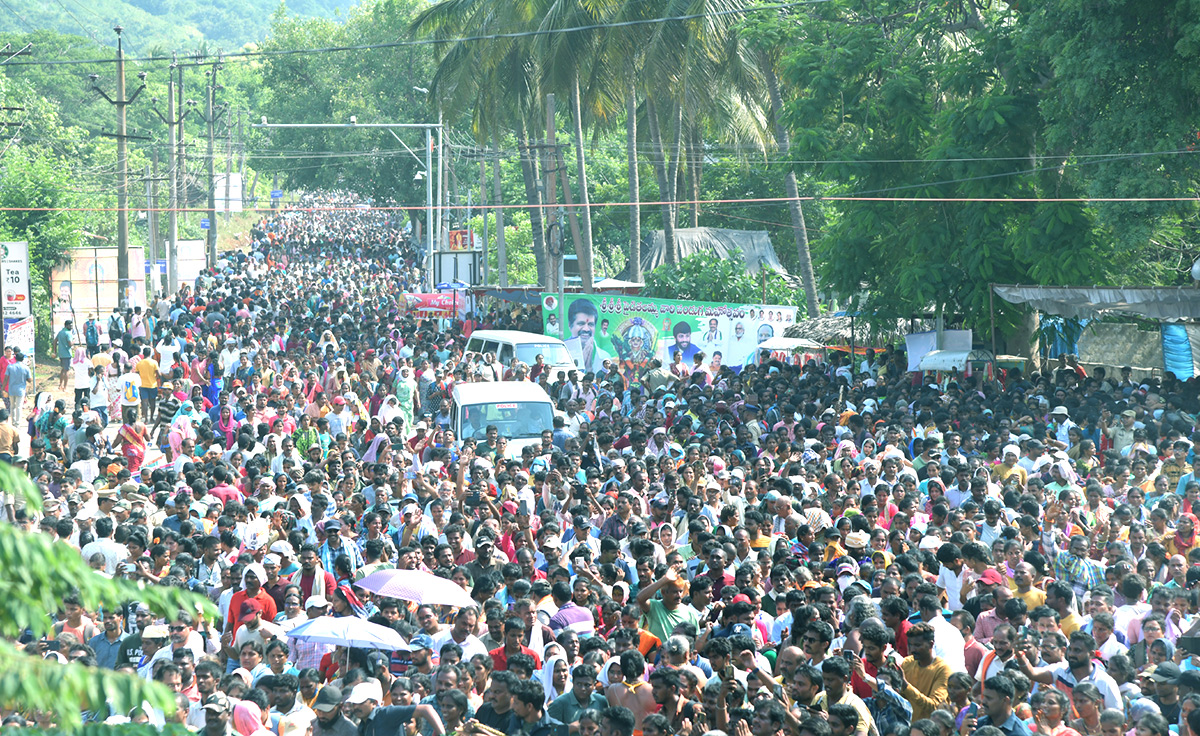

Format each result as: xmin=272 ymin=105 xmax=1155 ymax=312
xmin=917 ymin=594 xmax=966 ymax=673
xmin=430 ymin=607 xmax=490 ymax=661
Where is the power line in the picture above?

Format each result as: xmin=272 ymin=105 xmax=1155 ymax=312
xmin=2 ymin=194 xmax=1199 ymax=213
xmin=0 ymin=0 xmax=833 ymax=67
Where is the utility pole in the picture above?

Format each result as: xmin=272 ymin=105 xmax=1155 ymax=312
xmin=224 ymin=108 xmax=234 ymax=224
xmin=479 ymin=154 xmax=488 ymax=285
xmin=493 ymin=132 xmax=507 ymax=287
xmin=89 ymin=26 xmax=146 ymax=309
xmin=202 ymin=56 xmax=225 ymax=269
xmin=542 ymin=94 xmax=561 ymax=295
xmin=555 ymin=143 xmax=585 ymax=283
xmin=151 ymin=63 xmax=194 ymax=295
xmin=437 ymin=106 xmax=444 ymax=272
xmin=426 ymin=127 xmax=434 ymax=288
xmin=144 ymin=159 xmax=156 ymax=289
xmin=176 ymin=62 xmax=186 ymax=222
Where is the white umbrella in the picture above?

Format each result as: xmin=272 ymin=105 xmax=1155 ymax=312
xmin=355 ymin=569 xmax=477 ymax=608
xmin=286 ymin=616 xmax=406 ymax=650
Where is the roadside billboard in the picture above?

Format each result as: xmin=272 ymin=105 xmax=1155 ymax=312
xmin=541 ymin=293 xmax=797 ymax=376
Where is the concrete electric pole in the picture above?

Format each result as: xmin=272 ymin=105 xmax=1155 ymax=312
xmin=89 ymin=26 xmax=146 ymax=308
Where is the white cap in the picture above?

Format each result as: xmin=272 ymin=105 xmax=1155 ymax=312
xmin=305 ymin=595 xmax=330 ymax=609
xmin=344 ymin=680 xmax=383 ymax=705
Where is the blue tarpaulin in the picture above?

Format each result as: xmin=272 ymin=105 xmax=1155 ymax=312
xmin=1161 ymin=324 xmax=1197 ymax=379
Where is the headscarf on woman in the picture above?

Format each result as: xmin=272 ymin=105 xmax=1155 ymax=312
xmin=538 ymin=654 xmax=571 ymax=706
xmin=171 ymin=400 xmax=200 ymax=425
xmin=232 ymin=701 xmax=272 ymax=736
xmin=377 ymin=396 xmax=403 ymax=425
xmin=1175 ymin=513 xmax=1199 ymax=554
xmin=332 ymin=584 xmax=366 ymax=618
xmin=362 ymin=435 xmax=390 ymax=464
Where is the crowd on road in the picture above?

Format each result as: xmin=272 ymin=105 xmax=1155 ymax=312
xmin=5 ymin=191 xmax=1200 ymax=736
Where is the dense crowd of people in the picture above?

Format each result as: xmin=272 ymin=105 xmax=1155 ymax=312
xmin=4 ymin=192 xmax=1200 ymax=736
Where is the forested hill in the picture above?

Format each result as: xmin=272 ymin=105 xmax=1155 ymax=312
xmin=0 ymin=0 xmax=357 ymax=50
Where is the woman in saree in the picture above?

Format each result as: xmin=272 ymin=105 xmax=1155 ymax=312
xmin=395 ymin=366 xmax=418 ymax=428
xmin=191 ymin=351 xmax=223 ymax=407
xmin=367 ymin=382 xmax=386 ymax=417
xmin=216 ymin=405 xmax=242 ymax=450
xmin=112 ymin=409 xmax=149 ymax=475
xmin=167 ymin=401 xmax=202 ymax=458
xmin=292 ymin=414 xmax=320 ymax=457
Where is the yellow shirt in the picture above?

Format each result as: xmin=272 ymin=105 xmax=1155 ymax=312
xmin=136 ymin=358 xmax=160 ymax=388
xmin=994 ymin=462 xmax=1028 ymax=487
xmin=1060 ymin=611 xmax=1083 ymax=637
xmin=1015 ymin=586 xmax=1046 ymax=611
xmin=901 ymin=657 xmax=951 ymax=722
xmin=813 ymin=689 xmax=877 ymax=736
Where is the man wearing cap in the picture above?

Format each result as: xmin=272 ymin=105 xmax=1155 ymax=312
xmin=1102 ymin=408 xmax=1138 ymax=454
xmin=233 ymin=598 xmax=285 ymax=651
xmin=344 ymin=679 xmax=446 ymax=736
xmin=393 ymin=633 xmax=436 ymax=676
xmin=464 ymin=533 xmax=504 ymax=584
xmin=201 ymin=692 xmax=234 ymax=736
xmin=328 ymin=396 xmax=354 ymax=437
xmin=318 ymin=518 xmax=364 ymax=577
xmin=312 ymin=685 xmax=355 ymax=736
xmin=290 ymin=596 xmax=334 ymax=670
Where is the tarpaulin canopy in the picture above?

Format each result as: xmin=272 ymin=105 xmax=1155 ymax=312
xmin=623 ymin=228 xmax=798 ymax=286
xmin=992 ymin=284 xmax=1200 ymax=321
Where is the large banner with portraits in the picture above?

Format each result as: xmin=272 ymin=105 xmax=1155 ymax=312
xmin=540 ymin=293 xmax=797 ymax=377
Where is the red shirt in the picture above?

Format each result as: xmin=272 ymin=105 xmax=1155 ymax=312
xmin=489 ymin=645 xmax=541 ymax=672
xmin=226 ymin=589 xmax=277 ymax=637
xmin=297 ymin=571 xmax=337 ymax=601
xmin=209 ymin=484 xmax=244 ymax=506
xmin=893 ymin=619 xmax=912 ymax=657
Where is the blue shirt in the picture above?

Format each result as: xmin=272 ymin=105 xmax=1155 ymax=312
xmin=6 ymin=362 xmax=31 ymax=394
xmin=977 ymin=712 xmax=1033 ymax=736
xmin=88 ymin=631 xmax=126 ymax=670
xmin=319 ymin=538 xmax=364 ymax=577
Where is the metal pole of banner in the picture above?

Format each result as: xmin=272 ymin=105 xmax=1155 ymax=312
xmin=426 ymin=127 xmax=434 ymax=291
xmin=850 ymin=315 xmax=856 ymax=369
xmin=989 ymin=283 xmax=998 ymax=378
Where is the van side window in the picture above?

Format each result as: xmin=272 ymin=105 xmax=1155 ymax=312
xmin=466 ymin=338 xmax=483 ymax=354
xmin=498 ymin=343 xmax=513 ymax=364
xmin=481 ymin=341 xmax=500 ymax=355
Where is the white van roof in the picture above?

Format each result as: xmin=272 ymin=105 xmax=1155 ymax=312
xmin=451 ymin=381 xmax=553 ymax=405
xmin=466 ymin=330 xmax=565 ymax=345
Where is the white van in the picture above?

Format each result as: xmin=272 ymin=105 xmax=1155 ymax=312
xmin=463 ymin=329 xmax=575 ymax=380
xmin=450 ymin=382 xmax=556 ymax=457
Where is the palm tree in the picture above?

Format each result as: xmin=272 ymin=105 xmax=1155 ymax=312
xmin=742 ymin=4 xmax=821 ymax=316
xmin=411 ymin=0 xmax=552 ymax=286
xmin=637 ymin=0 xmax=767 ymax=264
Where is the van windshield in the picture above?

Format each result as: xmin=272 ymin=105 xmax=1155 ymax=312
xmin=515 ymin=343 xmax=573 ymax=366
xmin=460 ymin=401 xmax=554 ymax=441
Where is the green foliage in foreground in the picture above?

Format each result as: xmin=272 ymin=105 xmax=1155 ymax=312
xmin=0 ymin=463 xmax=215 ymax=730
